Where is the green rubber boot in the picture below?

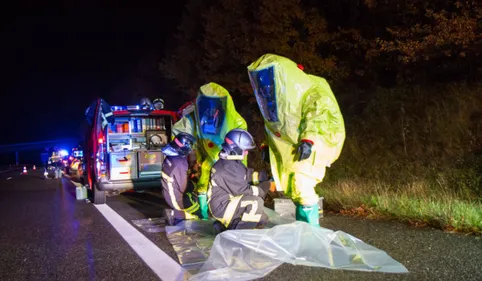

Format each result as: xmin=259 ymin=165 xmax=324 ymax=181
xmin=198 ymin=193 xmax=209 ymax=219
xmin=295 ymin=204 xmax=320 ymax=226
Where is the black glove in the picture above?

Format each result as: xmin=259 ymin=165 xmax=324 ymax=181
xmin=261 ymin=146 xmax=270 ymax=163
xmin=257 ymin=170 xmax=269 ymax=182
xmin=297 ymin=141 xmax=313 ymax=161
xmin=257 ymin=181 xmax=271 ymax=199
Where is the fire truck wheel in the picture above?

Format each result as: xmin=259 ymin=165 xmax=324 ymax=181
xmin=93 ymin=183 xmax=106 ymax=205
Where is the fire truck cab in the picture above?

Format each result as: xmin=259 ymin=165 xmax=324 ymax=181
xmin=83 ymin=98 xmax=177 ymax=204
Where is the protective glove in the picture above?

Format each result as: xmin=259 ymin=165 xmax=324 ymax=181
xmin=261 ymin=145 xmax=270 ymax=163
xmin=297 ymin=141 xmax=313 ymax=161
xmin=257 ymin=181 xmax=270 ymax=199
xmin=257 ymin=170 xmax=269 ymax=182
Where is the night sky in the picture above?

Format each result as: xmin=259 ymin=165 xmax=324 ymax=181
xmin=2 ymin=1 xmax=186 ymax=144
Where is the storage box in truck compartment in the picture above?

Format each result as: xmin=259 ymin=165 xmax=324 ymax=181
xmin=109 ymin=152 xmax=138 ymax=180
xmin=138 ymin=151 xmax=163 ymax=178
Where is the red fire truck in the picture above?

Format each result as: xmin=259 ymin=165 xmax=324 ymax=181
xmin=83 ymin=98 xmax=178 ymax=204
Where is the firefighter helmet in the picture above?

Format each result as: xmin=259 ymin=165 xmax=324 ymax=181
xmin=222 ymin=129 xmax=256 ymax=156
xmin=153 ymin=98 xmax=164 ymax=110
xmin=162 ymin=132 xmax=196 ymax=157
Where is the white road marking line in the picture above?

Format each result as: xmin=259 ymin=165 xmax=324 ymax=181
xmin=94 ymin=204 xmax=189 ymax=281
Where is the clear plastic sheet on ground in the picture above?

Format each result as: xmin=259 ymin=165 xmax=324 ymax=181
xmin=189 ymin=221 xmax=409 ymax=281
xmin=131 ymin=217 xmax=166 ymax=233
xmin=165 ymin=219 xmax=217 ymax=272
xmin=165 ymin=208 xmax=290 ymax=271
xmin=164 ymin=207 xmax=408 ymax=280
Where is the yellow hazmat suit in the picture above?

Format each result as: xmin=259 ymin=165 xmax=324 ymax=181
xmin=247 ymin=54 xmax=345 ymax=225
xmin=172 ymin=82 xmax=247 ymax=218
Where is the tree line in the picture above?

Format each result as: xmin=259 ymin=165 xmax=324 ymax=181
xmin=160 ymin=0 xmax=481 ymax=106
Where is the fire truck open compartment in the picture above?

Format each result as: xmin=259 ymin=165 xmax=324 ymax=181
xmin=97 ymin=113 xmax=174 ymax=191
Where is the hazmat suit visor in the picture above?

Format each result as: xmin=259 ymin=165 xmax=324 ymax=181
xmin=197 ymin=96 xmax=226 ymax=135
xmin=248 ymin=66 xmax=279 ymax=122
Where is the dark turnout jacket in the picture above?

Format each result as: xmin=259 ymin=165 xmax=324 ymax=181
xmin=161 ymin=156 xmax=195 ymax=210
xmin=208 ymin=158 xmax=269 ymax=219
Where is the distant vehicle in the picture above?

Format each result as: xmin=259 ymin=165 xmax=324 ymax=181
xmin=45 ymin=155 xmax=62 ymax=179
xmin=82 ymin=98 xmax=178 ymax=204
xmin=45 ymin=165 xmax=58 ymax=179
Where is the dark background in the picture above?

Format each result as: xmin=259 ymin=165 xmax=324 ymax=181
xmin=1 ymin=1 xmax=186 ymax=144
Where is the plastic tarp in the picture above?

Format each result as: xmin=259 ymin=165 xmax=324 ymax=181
xmin=165 ymin=208 xmax=293 ymax=272
xmin=132 ymin=217 xmax=166 ymax=233
xmin=166 ymin=219 xmax=217 ymax=272
xmin=165 ymin=208 xmax=408 ymax=280
xmin=190 ymin=221 xmax=408 ymax=281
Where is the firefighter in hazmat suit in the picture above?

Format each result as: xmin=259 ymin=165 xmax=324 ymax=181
xmin=172 ymin=82 xmax=248 ymax=219
xmin=247 ymin=54 xmax=346 ymax=226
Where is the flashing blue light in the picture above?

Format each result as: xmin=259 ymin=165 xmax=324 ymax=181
xmin=111 ymin=105 xmax=128 ymax=111
xmin=59 ymin=150 xmax=69 ymax=157
xmin=127 ymin=105 xmax=141 ymax=110
xmin=111 ymin=105 xmax=143 ymax=111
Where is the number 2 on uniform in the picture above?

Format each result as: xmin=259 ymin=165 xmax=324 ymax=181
xmin=240 ymin=200 xmax=261 ymax=222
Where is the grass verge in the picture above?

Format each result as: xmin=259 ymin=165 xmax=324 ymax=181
xmin=318 ymin=179 xmax=482 ymax=234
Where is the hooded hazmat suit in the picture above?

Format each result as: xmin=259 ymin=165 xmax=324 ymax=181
xmin=172 ymin=82 xmax=247 ymax=218
xmin=247 ymin=54 xmax=346 ymax=226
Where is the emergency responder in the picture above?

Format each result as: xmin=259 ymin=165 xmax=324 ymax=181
xmin=208 ymin=129 xmax=271 ymax=233
xmin=172 ymin=82 xmax=247 ymax=219
xmin=161 ymin=132 xmax=202 ymax=225
xmin=247 ymin=54 xmax=346 ymax=226
xmin=50 ymin=147 xmax=61 ymax=163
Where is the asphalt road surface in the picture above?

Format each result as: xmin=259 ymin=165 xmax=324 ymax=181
xmin=0 ymin=169 xmax=481 ymax=281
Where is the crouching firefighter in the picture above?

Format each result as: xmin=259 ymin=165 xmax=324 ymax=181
xmin=161 ymin=133 xmax=202 ymax=225
xmin=208 ymin=129 xmax=271 ymax=233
